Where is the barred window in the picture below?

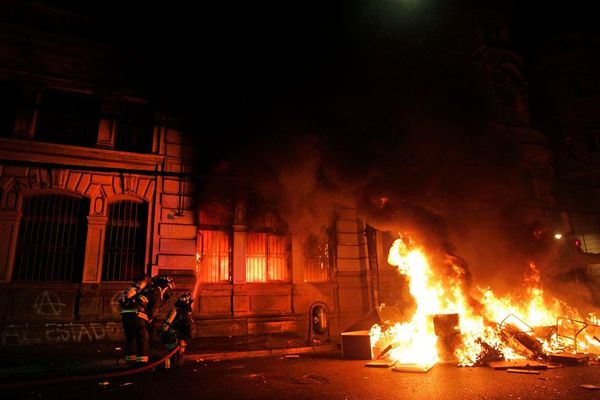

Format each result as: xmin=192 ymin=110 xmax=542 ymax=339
xmin=246 ymin=233 xmax=289 ymax=282
xmin=102 ymin=200 xmax=148 ymax=282
xmin=115 ymin=102 xmax=153 ymax=153
xmin=13 ymin=194 xmax=89 ymax=282
xmin=197 ymin=229 xmax=231 ymax=283
xmin=303 ymin=232 xmax=331 ymax=282
xmin=36 ymin=89 xmax=99 ymax=147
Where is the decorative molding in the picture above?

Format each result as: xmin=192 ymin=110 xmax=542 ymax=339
xmin=52 ymin=169 xmax=68 ymax=189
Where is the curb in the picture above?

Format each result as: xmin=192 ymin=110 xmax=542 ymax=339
xmin=186 ymin=344 xmax=339 ymax=362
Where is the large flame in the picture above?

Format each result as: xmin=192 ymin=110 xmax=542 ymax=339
xmin=370 ymin=236 xmax=600 ymax=368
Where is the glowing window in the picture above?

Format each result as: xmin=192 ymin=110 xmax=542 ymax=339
xmin=246 ymin=233 xmax=289 ymax=282
xmin=303 ymin=233 xmax=331 ymax=282
xmin=197 ymin=229 xmax=231 ymax=283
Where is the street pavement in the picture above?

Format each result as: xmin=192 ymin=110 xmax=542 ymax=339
xmin=0 ymin=334 xmax=336 ymax=384
xmin=3 ymin=350 xmax=600 ymax=400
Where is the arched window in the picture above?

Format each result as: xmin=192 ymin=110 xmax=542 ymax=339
xmin=13 ymin=194 xmax=89 ymax=282
xmin=102 ymin=200 xmax=148 ymax=282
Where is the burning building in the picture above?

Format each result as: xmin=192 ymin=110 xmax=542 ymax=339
xmin=0 ymin=0 xmax=599 ymax=364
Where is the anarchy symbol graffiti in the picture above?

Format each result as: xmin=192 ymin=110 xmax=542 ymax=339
xmin=33 ymin=291 xmax=66 ymax=316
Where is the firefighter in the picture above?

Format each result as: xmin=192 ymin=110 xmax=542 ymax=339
xmin=120 ymin=274 xmax=175 ymax=365
xmin=160 ymin=292 xmax=195 ymax=368
xmin=118 ymin=275 xmax=152 ymax=364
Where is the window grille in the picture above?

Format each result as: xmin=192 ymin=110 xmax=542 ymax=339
xmin=246 ymin=232 xmax=289 ymax=282
xmin=115 ymin=102 xmax=153 ymax=153
xmin=197 ymin=229 xmax=231 ymax=283
xmin=102 ymin=200 xmax=148 ymax=282
xmin=13 ymin=194 xmax=89 ymax=282
xmin=36 ymin=89 xmax=99 ymax=147
xmin=303 ymin=233 xmax=331 ymax=282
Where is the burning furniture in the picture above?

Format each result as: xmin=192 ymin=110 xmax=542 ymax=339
xmin=361 ymin=236 xmax=600 ymax=373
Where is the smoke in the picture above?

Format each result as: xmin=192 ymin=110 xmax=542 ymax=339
xmin=185 ymin=1 xmax=600 ymax=314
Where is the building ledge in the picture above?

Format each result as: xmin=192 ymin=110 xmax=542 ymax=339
xmin=0 ymin=137 xmax=164 ymax=172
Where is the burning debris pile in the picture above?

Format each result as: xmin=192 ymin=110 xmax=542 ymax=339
xmin=367 ymin=236 xmax=600 ymax=372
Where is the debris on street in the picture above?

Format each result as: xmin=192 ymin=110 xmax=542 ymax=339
xmin=580 ymin=384 xmax=600 ymax=390
xmin=392 ymin=363 xmax=433 ymax=373
xmin=506 ymin=368 xmax=541 ymax=374
xmin=365 ymin=360 xmax=395 ymax=368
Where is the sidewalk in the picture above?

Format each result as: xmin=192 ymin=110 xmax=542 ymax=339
xmin=0 ymin=334 xmax=340 ymax=383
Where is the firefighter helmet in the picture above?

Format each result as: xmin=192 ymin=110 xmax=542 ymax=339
xmin=175 ymin=292 xmax=194 ymax=308
xmin=152 ymin=275 xmax=176 ymax=290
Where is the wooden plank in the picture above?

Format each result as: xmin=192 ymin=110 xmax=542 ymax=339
xmin=548 ymin=352 xmax=588 ymax=365
xmin=365 ymin=360 xmax=395 ymax=368
xmin=392 ymin=363 xmax=434 ymax=373
xmin=507 ymin=368 xmax=540 ymax=375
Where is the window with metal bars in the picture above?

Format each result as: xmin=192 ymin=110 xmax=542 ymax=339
xmin=13 ymin=194 xmax=89 ymax=282
xmin=36 ymin=89 xmax=100 ymax=147
xmin=246 ymin=232 xmax=290 ymax=282
xmin=197 ymin=229 xmax=231 ymax=283
xmin=102 ymin=200 xmax=148 ymax=282
xmin=303 ymin=232 xmax=331 ymax=282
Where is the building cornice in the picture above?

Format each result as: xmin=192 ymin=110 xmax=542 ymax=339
xmin=0 ymin=137 xmax=164 ymax=172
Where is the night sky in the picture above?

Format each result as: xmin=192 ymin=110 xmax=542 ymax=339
xmin=102 ymin=0 xmax=599 ymax=170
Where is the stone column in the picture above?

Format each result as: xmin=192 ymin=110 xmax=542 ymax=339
xmin=232 ymin=202 xmax=247 ymax=284
xmin=0 ymin=210 xmax=20 ymax=282
xmin=82 ymin=215 xmax=108 ymax=283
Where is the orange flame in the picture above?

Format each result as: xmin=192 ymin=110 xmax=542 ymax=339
xmin=370 ymin=236 xmax=600 ymax=368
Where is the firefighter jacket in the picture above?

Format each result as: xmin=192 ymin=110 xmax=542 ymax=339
xmin=119 ymin=282 xmax=150 ymax=321
xmin=161 ymin=305 xmax=193 ymax=338
xmin=140 ymin=285 xmax=167 ymax=323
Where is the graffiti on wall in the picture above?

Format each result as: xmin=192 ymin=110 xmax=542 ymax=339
xmin=33 ymin=291 xmax=66 ymax=316
xmin=1 ymin=322 xmax=123 ymax=346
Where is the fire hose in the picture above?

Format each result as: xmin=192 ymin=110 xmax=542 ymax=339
xmin=0 ymin=344 xmax=181 ymax=389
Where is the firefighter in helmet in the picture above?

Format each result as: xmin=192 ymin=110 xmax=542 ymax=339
xmin=119 ymin=275 xmax=151 ymax=364
xmin=160 ymin=291 xmax=195 ymax=368
xmin=119 ymin=274 xmax=175 ymax=365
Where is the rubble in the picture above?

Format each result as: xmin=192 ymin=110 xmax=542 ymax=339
xmin=506 ymin=368 xmax=540 ymax=374
xmin=499 ymin=320 xmax=546 ymax=360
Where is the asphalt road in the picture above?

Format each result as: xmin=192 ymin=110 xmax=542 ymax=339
xmin=5 ymin=351 xmax=600 ymax=400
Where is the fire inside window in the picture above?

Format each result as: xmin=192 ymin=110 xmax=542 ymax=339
xmin=303 ymin=233 xmax=331 ymax=282
xmin=246 ymin=232 xmax=289 ymax=282
xmin=197 ymin=229 xmax=231 ymax=283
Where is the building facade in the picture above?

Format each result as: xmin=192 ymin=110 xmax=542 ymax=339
xmin=530 ymin=32 xmax=600 ymax=274
xmin=1 ymin=0 xmax=573 ymax=349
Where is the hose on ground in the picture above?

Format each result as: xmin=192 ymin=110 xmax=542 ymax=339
xmin=0 ymin=345 xmax=181 ymax=389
